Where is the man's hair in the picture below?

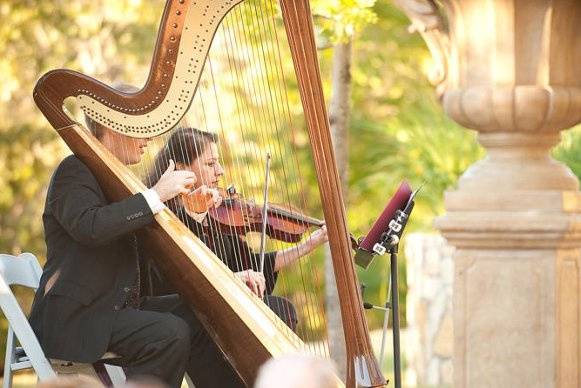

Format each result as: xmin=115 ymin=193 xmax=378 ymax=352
xmin=84 ymin=82 xmax=140 ymax=139
xmin=84 ymin=114 xmax=105 ymax=139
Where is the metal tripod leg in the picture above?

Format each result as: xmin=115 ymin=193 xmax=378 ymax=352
xmin=379 ymin=266 xmax=392 ymax=367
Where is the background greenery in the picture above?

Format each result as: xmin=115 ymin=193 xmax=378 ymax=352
xmin=0 ymin=0 xmax=579 ymax=373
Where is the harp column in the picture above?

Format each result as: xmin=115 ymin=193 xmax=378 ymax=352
xmin=396 ymin=1 xmax=581 ymax=387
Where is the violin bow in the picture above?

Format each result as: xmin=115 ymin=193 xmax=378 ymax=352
xmin=258 ymin=152 xmax=272 ymax=273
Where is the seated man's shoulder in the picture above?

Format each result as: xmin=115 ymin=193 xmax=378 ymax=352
xmin=58 ymin=154 xmax=85 ymax=169
xmin=49 ymin=155 xmax=100 ymax=192
xmin=55 ymin=155 xmax=93 ymax=177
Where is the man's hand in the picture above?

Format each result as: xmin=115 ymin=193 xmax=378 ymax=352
xmin=152 ymin=160 xmax=198 ymax=202
xmin=235 ymin=270 xmax=266 ymax=298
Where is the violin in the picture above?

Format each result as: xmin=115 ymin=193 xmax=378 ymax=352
xmin=182 ymin=185 xmax=324 ymax=243
xmin=181 ymin=185 xmax=360 ymax=248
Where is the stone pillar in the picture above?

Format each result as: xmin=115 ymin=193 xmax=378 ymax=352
xmin=394 ymin=1 xmax=581 ymax=387
xmin=405 ymin=233 xmax=454 ymax=386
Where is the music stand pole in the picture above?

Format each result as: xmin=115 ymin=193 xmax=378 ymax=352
xmin=390 ymin=244 xmax=402 ymax=388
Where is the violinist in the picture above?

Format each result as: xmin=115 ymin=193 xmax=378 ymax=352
xmin=145 ymin=127 xmax=328 ymax=331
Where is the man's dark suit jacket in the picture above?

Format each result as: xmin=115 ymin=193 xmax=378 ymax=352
xmin=29 ymin=155 xmax=154 ymax=363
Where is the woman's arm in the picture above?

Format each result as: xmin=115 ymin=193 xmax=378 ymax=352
xmin=274 ymin=226 xmax=328 ymax=272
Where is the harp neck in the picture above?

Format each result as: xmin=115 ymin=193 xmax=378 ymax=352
xmin=34 ymin=0 xmax=243 ymax=136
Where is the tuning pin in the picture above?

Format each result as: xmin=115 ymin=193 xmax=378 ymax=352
xmin=363 ymin=301 xmax=391 ymax=311
xmin=226 ymin=184 xmax=237 ymax=196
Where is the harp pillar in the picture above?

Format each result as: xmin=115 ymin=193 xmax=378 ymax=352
xmin=395 ymin=1 xmax=581 ymax=387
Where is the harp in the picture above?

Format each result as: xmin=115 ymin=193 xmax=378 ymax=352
xmin=33 ymin=1 xmax=386 ymax=386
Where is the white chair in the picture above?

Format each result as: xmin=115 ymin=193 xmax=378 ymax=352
xmin=0 ymin=252 xmax=55 ymax=387
xmin=0 ymin=253 xmax=125 ymax=387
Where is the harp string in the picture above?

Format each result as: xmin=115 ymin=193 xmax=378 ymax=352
xmin=219 ymin=14 xmax=270 ymax=283
xmin=208 ymin=41 xmax=306 ymax=340
xmin=265 ymin=2 xmax=330 ymax=357
xmin=240 ymin=3 xmax=310 ymax=341
xmin=256 ymin=1 xmax=328 ymax=357
xmin=176 ymin=81 xmax=242 ymax=287
xmin=123 ymin=0 xmax=330 ymax=355
xmin=254 ymin=0 xmax=327 ymax=356
xmin=256 ymin=0 xmax=331 ymax=357
xmin=201 ymin=3 xmax=284 ymax=337
xmin=222 ymin=10 xmax=290 ymax=329
xmin=218 ymin=13 xmax=302 ymax=344
xmin=225 ymin=11 xmax=273 ymax=198
xmin=227 ymin=4 xmax=307 ymax=341
xmin=249 ymin=5 xmax=323 ymax=353
xmin=193 ymin=11 xmax=274 ymax=316
xmin=197 ymin=79 xmax=248 ymax=286
xmin=206 ymin=55 xmax=253 ymax=267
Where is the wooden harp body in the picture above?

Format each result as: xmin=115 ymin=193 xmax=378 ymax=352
xmin=33 ymin=1 xmax=385 ymax=386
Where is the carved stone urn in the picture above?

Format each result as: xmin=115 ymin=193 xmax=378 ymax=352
xmin=395 ymin=1 xmax=581 ymax=387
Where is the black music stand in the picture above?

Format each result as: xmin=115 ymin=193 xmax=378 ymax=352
xmin=358 ymin=183 xmax=419 ymax=388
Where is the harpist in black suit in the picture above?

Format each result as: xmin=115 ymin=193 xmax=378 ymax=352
xmin=29 ymin=117 xmax=243 ymax=388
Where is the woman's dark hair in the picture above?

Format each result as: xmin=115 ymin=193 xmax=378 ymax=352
xmin=146 ymin=127 xmax=217 ymax=211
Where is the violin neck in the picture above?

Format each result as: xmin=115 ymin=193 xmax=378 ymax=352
xmin=268 ymin=206 xmax=324 ymax=227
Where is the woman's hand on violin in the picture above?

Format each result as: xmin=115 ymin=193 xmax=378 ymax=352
xmin=308 ymin=225 xmax=328 ymax=249
xmin=235 ymin=270 xmax=266 ymax=298
xmin=153 ymin=160 xmax=198 ymax=202
xmin=188 ymin=185 xmax=223 ymax=210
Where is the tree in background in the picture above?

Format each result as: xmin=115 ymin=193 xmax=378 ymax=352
xmin=554 ymin=127 xmax=581 ymax=180
xmin=0 ymin=0 xmax=160 ymax=368
xmin=341 ymin=3 xmax=483 ymax=338
xmin=0 ymin=0 xmax=161 ymax=257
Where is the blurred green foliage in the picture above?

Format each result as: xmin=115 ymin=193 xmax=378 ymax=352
xmin=554 ymin=126 xmax=581 ymax=179
xmin=0 ymin=0 xmax=162 ymax=370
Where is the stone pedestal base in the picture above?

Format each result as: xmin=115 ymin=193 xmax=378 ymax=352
xmin=452 ymin=248 xmax=580 ymax=388
xmin=437 ymin=184 xmax=581 ymax=388
xmin=405 ymin=234 xmax=454 ymax=387
xmin=392 ymin=0 xmax=581 ymax=385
